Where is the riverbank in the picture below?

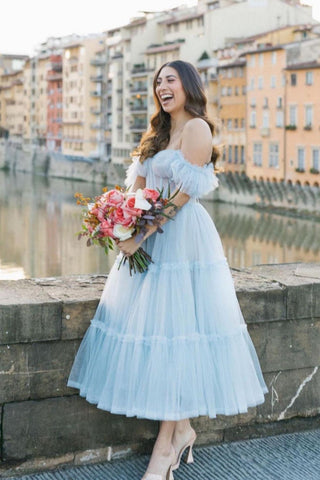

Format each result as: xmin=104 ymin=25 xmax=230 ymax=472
xmin=1 ymin=142 xmax=320 ymax=217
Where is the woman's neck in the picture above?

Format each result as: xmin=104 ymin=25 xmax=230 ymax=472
xmin=170 ymin=111 xmax=193 ymax=135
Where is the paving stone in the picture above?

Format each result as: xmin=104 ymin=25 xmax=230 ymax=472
xmin=3 ymin=428 xmax=320 ymax=480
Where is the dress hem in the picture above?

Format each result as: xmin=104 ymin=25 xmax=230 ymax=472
xmin=67 ymin=381 xmax=268 ymax=421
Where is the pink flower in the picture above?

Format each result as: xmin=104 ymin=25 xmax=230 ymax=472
xmin=100 ymin=219 xmax=115 ymax=238
xmin=102 ymin=189 xmax=125 ymax=207
xmin=122 ymin=196 xmax=142 ymax=219
xmin=112 ymin=206 xmax=133 ymax=227
xmin=143 ymin=188 xmax=160 ymax=202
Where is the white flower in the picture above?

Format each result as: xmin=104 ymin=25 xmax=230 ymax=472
xmin=87 ymin=203 xmax=95 ymax=211
xmin=113 ymin=224 xmax=135 ymax=241
xmin=134 ymin=188 xmax=152 ymax=211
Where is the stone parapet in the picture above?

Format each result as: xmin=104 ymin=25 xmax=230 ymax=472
xmin=0 ymin=264 xmax=319 ymax=475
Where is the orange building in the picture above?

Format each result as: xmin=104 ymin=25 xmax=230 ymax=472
xmin=284 ymin=60 xmax=320 ymax=187
xmin=217 ymin=58 xmax=246 ymax=173
xmin=243 ymin=45 xmax=286 ymax=182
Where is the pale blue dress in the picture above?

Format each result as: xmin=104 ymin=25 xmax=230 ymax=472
xmin=67 ymin=149 xmax=268 ymax=420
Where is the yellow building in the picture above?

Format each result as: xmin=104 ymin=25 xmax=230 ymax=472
xmin=284 ymin=60 xmax=320 ymax=187
xmin=217 ymin=58 xmax=246 ymax=173
xmin=0 ymin=70 xmax=24 ymax=144
xmin=243 ymin=45 xmax=286 ymax=182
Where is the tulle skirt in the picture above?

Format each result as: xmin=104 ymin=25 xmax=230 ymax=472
xmin=67 ymin=200 xmax=268 ymax=420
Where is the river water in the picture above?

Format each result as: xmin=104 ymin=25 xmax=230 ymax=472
xmin=0 ymin=170 xmax=319 ymax=280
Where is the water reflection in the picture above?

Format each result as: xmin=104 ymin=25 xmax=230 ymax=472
xmin=0 ymin=170 xmax=319 ymax=280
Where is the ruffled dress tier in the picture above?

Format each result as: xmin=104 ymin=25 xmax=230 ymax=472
xmin=67 ymin=149 xmax=268 ymax=420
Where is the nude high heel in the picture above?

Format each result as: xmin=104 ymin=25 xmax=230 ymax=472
xmin=141 ymin=445 xmax=175 ymax=480
xmin=171 ymin=432 xmax=196 ymax=471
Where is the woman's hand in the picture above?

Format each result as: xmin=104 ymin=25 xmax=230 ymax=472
xmin=117 ymin=236 xmax=144 ymax=257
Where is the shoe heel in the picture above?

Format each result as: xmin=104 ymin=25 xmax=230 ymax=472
xmin=167 ymin=465 xmax=174 ymax=480
xmin=185 ymin=443 xmax=194 ymax=464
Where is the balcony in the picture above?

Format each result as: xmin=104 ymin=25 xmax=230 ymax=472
xmin=130 ymin=123 xmax=148 ymax=132
xmin=90 ymin=56 xmax=106 ymax=66
xmin=90 ymin=107 xmax=101 ymax=115
xmin=130 ymin=84 xmax=148 ymax=94
xmin=130 ymin=103 xmax=148 ymax=113
xmin=90 ymin=91 xmax=101 ymax=97
xmin=260 ymin=127 xmax=270 ymax=137
xmin=90 ymin=123 xmax=102 ymax=130
xmin=303 ymin=124 xmax=312 ymax=131
xmin=90 ymin=75 xmax=103 ymax=82
xmin=285 ymin=124 xmax=297 ymax=130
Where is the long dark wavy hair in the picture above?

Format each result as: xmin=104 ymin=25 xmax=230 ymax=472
xmin=132 ymin=60 xmax=221 ymax=167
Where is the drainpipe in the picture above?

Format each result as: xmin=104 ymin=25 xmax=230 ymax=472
xmin=283 ymin=69 xmax=287 ymax=183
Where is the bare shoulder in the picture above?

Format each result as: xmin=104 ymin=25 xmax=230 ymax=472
xmin=180 ymin=118 xmax=212 ymax=166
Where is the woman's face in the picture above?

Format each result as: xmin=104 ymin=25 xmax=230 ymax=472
xmin=155 ymin=66 xmax=186 ymax=115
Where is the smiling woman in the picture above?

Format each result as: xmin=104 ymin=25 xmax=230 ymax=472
xmin=67 ymin=60 xmax=268 ymax=480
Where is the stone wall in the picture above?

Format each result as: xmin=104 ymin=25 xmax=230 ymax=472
xmin=0 ymin=263 xmax=320 ymax=476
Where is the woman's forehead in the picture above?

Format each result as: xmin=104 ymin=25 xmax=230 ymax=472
xmin=157 ymin=66 xmax=178 ymax=79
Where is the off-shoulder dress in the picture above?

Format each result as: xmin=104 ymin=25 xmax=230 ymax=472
xmin=67 ymin=149 xmax=268 ymax=420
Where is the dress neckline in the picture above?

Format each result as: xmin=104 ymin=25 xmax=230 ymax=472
xmin=154 ymin=148 xmax=212 ymax=167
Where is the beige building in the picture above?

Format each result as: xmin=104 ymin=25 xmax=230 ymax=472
xmin=62 ymin=34 xmax=107 ymax=158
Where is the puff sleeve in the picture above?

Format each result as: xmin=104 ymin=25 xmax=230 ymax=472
xmin=124 ymin=156 xmax=147 ymax=189
xmin=170 ymin=150 xmax=219 ymax=198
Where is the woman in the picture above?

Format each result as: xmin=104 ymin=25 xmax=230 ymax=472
xmin=68 ymin=60 xmax=268 ymax=480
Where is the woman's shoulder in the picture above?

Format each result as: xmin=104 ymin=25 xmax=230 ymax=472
xmin=182 ymin=117 xmax=212 ymax=137
xmin=180 ymin=118 xmax=213 ymax=166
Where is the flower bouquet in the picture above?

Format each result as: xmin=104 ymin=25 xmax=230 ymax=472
xmin=75 ymin=185 xmax=179 ymax=275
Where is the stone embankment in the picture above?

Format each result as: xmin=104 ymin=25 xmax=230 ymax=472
xmin=0 ymin=263 xmax=319 ymax=476
xmin=1 ymin=141 xmax=320 ymax=215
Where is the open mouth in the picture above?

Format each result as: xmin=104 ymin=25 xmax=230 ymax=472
xmin=160 ymin=94 xmax=173 ymax=105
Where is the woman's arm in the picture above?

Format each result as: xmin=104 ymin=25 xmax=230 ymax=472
xmin=118 ymin=118 xmax=212 ymax=256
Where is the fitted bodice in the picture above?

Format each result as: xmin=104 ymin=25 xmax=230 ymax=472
xmin=125 ymin=149 xmax=219 ymax=199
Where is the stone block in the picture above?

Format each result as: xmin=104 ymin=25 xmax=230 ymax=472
xmin=62 ymin=300 xmax=98 ymax=340
xmin=0 ymin=302 xmax=62 ymax=345
xmin=2 ymin=396 xmax=158 ymax=461
xmin=223 ymin=414 xmax=320 ymax=443
xmin=0 ymin=340 xmax=80 ymax=403
xmin=237 ymin=288 xmax=286 ymax=324
xmin=256 ymin=366 xmax=320 ymax=422
xmin=248 ymin=318 xmax=320 ymax=372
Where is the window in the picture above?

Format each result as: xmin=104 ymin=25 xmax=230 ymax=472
xmin=289 ymin=105 xmax=297 ymax=126
xmin=242 ymin=85 xmax=246 ymax=94
xmin=250 ymin=78 xmax=255 ymax=90
xmin=305 ymin=105 xmax=313 ymax=127
xmin=262 ymin=111 xmax=269 ymax=128
xmin=276 ymin=111 xmax=284 ymax=127
xmin=235 ymin=86 xmax=239 ymax=95
xmin=270 ymin=76 xmax=276 ymax=88
xmin=241 ymin=145 xmax=245 ymax=164
xmin=306 ymin=71 xmax=313 ymax=85
xmin=251 ymin=96 xmax=256 ymax=107
xmin=271 ymin=51 xmax=277 ymax=65
xmin=234 ymin=119 xmax=239 ymax=129
xmin=227 ymin=118 xmax=232 ymax=129
xmin=227 ymin=86 xmax=232 ymax=96
xmin=263 ymin=97 xmax=269 ymax=108
xmin=234 ymin=146 xmax=239 ymax=163
xmin=253 ymin=143 xmax=262 ymax=166
xmin=290 ymin=73 xmax=297 ymax=86
xmin=312 ymin=149 xmax=319 ymax=170
xmin=241 ymin=118 xmax=245 ymax=129
xmin=259 ymin=53 xmax=264 ymax=66
xmin=269 ymin=143 xmax=279 ymax=168
xmin=250 ymin=110 xmax=256 ymax=127
xmin=258 ymin=77 xmax=263 ymax=89
xmin=227 ymin=69 xmax=232 ymax=78
xmin=277 ymin=96 xmax=283 ymax=108
xmin=250 ymin=56 xmax=255 ymax=67
xmin=297 ymin=147 xmax=305 ymax=170
xmin=228 ymin=145 xmax=232 ymax=163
